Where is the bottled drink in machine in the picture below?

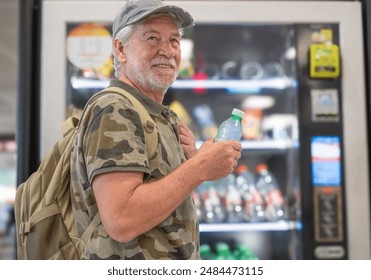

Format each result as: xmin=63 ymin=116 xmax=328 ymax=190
xmin=255 ymin=163 xmax=286 ymax=221
xmin=235 ymin=165 xmax=265 ymax=222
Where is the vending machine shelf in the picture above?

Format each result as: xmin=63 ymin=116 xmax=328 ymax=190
xmin=199 ymin=221 xmax=302 ymax=233
xmin=172 ymin=77 xmax=296 ymax=91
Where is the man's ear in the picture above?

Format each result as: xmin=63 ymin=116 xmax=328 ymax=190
xmin=113 ymin=39 xmax=126 ymax=63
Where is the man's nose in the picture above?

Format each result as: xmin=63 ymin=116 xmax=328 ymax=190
xmin=158 ymin=40 xmax=177 ymax=58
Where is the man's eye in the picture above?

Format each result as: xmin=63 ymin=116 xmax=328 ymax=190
xmin=147 ymin=36 xmax=158 ymax=41
xmin=171 ymin=39 xmax=180 ymax=46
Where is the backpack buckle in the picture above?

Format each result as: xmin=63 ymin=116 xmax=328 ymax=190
xmin=143 ymin=120 xmax=155 ymax=133
xmin=19 ymin=222 xmax=31 ymax=235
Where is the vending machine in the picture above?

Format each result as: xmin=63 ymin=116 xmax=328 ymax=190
xmin=20 ymin=0 xmax=370 ymax=259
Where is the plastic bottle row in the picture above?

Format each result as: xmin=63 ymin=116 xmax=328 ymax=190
xmin=200 ymin=241 xmax=258 ymax=260
xmin=193 ymin=163 xmax=287 ymax=224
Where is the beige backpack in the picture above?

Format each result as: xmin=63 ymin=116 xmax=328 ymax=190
xmin=14 ymin=87 xmax=158 ymax=259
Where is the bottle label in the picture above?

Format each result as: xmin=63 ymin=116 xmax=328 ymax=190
xmin=267 ymin=189 xmax=284 ymax=205
xmin=252 ymin=191 xmax=265 ymax=205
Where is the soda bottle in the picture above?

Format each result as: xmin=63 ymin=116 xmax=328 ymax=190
xmin=255 ymin=163 xmax=286 ymax=221
xmin=215 ymin=108 xmax=244 ymax=141
xmin=200 ymin=244 xmax=214 ymax=260
xmin=233 ymin=244 xmax=259 ymax=260
xmin=223 ymin=174 xmax=244 ymax=223
xmin=201 ymin=181 xmax=226 ymax=223
xmin=193 ymin=104 xmax=219 ymax=140
xmin=192 ymin=188 xmax=205 ymax=223
xmin=235 ymin=165 xmax=265 ymax=222
xmin=214 ymin=242 xmax=235 ymax=260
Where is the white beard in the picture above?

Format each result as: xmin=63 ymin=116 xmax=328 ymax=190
xmin=125 ymin=54 xmax=179 ymax=92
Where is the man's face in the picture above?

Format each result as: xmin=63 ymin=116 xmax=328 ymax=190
xmin=124 ymin=15 xmax=182 ymax=92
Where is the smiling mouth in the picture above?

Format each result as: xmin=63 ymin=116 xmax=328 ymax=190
xmin=153 ymin=64 xmax=175 ymax=69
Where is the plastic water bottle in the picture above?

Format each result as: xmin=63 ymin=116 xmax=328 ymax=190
xmin=255 ymin=163 xmax=286 ymax=221
xmin=235 ymin=165 xmax=265 ymax=222
xmin=215 ymin=108 xmax=244 ymax=141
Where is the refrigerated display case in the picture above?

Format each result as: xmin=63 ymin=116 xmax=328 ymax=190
xmin=20 ymin=0 xmax=370 ymax=259
xmin=163 ymin=23 xmax=302 ymax=260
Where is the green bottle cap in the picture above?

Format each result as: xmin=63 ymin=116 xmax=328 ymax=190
xmin=231 ymin=108 xmax=244 ymax=119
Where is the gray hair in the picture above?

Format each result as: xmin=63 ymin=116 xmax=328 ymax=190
xmin=112 ymin=25 xmax=135 ymax=78
xmin=112 ymin=12 xmax=184 ymax=78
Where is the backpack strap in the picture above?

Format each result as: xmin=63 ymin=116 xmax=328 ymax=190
xmin=18 ymin=204 xmax=60 ymax=234
xmin=81 ymin=212 xmax=101 ymax=244
xmin=61 ymin=115 xmax=80 ymax=137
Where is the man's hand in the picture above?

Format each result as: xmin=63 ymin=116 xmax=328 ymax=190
xmin=195 ymin=139 xmax=242 ymax=181
xmin=178 ymin=121 xmax=197 ymax=159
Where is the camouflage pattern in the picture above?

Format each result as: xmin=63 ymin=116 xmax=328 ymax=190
xmin=70 ymin=79 xmax=200 ymax=260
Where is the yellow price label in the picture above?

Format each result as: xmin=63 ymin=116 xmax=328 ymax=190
xmin=310 ymin=44 xmax=340 ymax=78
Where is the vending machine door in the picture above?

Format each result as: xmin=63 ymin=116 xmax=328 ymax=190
xmin=39 ymin=1 xmax=369 ymax=259
xmin=164 ymin=22 xmax=301 ymax=260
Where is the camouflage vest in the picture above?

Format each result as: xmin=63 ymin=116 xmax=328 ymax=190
xmin=70 ymin=80 xmax=200 ymax=259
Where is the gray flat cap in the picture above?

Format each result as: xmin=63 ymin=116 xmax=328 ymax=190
xmin=112 ymin=0 xmax=195 ymax=37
